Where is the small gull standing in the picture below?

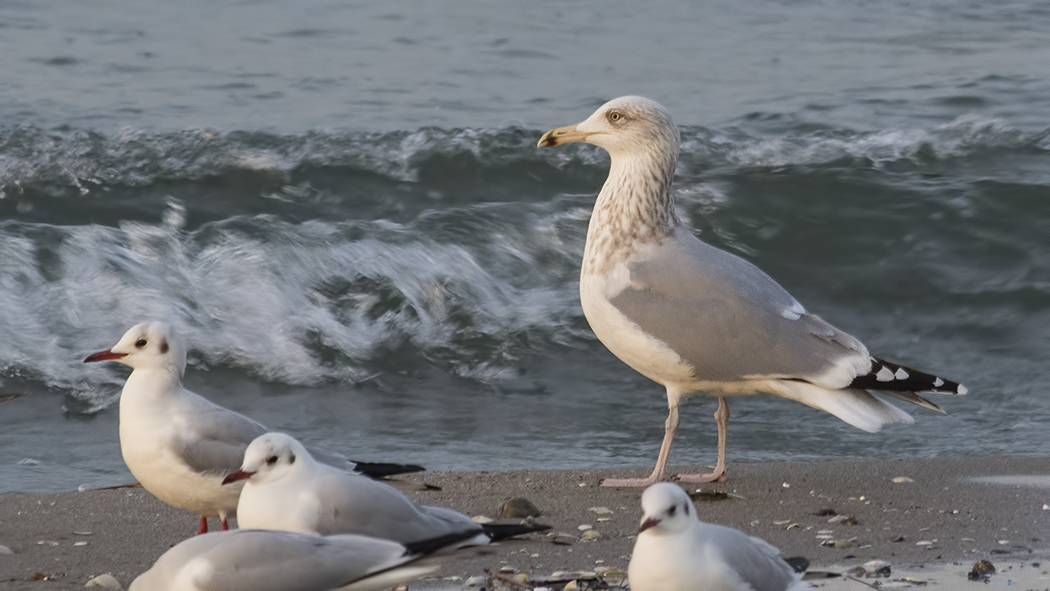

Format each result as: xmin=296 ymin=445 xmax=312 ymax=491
xmin=628 ymin=482 xmax=811 ymax=591
xmin=223 ymin=432 xmax=550 ymax=544
xmin=539 ymin=96 xmax=966 ymax=486
xmin=84 ymin=322 xmax=424 ymax=534
xmin=129 ymin=528 xmax=479 ymax=591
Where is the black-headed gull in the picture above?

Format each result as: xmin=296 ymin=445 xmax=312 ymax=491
xmin=628 ymin=482 xmax=811 ymax=591
xmin=84 ymin=322 xmax=424 ymax=534
xmin=539 ymin=96 xmax=966 ymax=486
xmin=128 ymin=527 xmax=478 ymax=591
xmin=223 ymin=432 xmax=549 ymax=544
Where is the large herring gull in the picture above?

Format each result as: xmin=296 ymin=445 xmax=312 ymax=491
xmin=538 ymin=96 xmax=966 ymax=486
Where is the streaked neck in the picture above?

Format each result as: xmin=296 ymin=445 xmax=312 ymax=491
xmin=582 ymin=151 xmax=680 ymax=276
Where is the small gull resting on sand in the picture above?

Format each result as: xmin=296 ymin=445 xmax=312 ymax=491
xmin=129 ymin=528 xmax=478 ymax=591
xmin=224 ymin=432 xmax=550 ymax=544
xmin=628 ymin=482 xmax=811 ymax=591
xmin=538 ymin=96 xmax=966 ymax=486
xmin=84 ymin=322 xmax=424 ymax=534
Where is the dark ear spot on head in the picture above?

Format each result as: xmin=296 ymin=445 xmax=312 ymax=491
xmin=289 ymin=454 xmax=296 ymax=464
xmin=160 ymin=339 xmax=169 ymax=354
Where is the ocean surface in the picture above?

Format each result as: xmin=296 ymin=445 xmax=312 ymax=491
xmin=1 ymin=1 xmax=1048 ymax=493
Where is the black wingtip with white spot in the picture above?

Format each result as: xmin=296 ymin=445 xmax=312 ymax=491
xmin=849 ymin=356 xmax=967 ymax=398
xmin=480 ymin=522 xmax=552 ymax=542
xmin=349 ymin=461 xmax=426 ymax=479
xmin=784 ymin=556 xmax=810 ymax=575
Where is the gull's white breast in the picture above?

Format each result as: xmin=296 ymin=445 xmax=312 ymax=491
xmin=580 ymin=262 xmax=696 ymax=388
xmin=630 ymin=530 xmax=750 ymax=591
xmin=118 ymin=374 xmax=240 ymax=517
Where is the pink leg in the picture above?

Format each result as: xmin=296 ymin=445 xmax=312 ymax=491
xmin=197 ymin=516 xmax=209 ymax=535
xmin=602 ymin=402 xmax=681 ymax=487
xmin=676 ymin=396 xmax=729 ymax=483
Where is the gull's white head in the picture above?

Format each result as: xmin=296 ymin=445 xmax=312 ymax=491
xmin=638 ymin=482 xmax=697 ymax=536
xmin=538 ymin=96 xmax=680 ymax=162
xmin=222 ymin=432 xmax=313 ymax=486
xmin=84 ymin=321 xmax=187 ymax=375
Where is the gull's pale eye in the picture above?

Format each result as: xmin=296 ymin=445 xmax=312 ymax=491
xmin=266 ymin=456 xmax=279 ymax=465
xmin=135 ymin=339 xmax=148 ymax=348
xmin=607 ymin=110 xmax=624 ymax=123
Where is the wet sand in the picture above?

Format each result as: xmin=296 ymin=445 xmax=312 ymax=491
xmin=1 ymin=457 xmax=1048 ymax=590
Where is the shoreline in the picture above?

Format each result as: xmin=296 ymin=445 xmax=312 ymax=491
xmin=1 ymin=457 xmax=1048 ymax=589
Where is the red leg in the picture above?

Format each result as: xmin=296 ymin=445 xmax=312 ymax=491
xmin=198 ymin=516 xmax=209 ymax=535
xmin=220 ymin=517 xmax=229 ymax=531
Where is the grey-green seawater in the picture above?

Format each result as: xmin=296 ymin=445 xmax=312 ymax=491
xmin=1 ymin=1 xmax=1048 ymax=492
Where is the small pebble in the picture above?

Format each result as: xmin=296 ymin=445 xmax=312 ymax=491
xmin=827 ymin=515 xmax=859 ymax=525
xmin=577 ymin=524 xmax=593 ymax=531
xmin=465 ymin=576 xmax=486 ymax=586
xmin=549 ymin=532 xmax=576 ymax=545
xmin=968 ymin=559 xmax=996 ymax=581
xmin=891 ymin=476 xmax=914 ymax=483
xmin=0 ymin=545 xmax=13 ymax=555
xmin=563 ymin=581 xmax=578 ymax=590
xmin=511 ymin=573 xmax=528 ymax=584
xmin=84 ymin=573 xmax=122 ymax=589
xmin=587 ymin=506 xmax=614 ymax=515
xmin=499 ymin=497 xmax=542 ymax=519
xmin=580 ymin=530 xmax=601 ymax=541
xmin=73 ymin=541 xmax=88 ymax=547
xmin=471 ymin=515 xmax=494 ymax=524
xmin=862 ymin=560 xmax=892 ymax=578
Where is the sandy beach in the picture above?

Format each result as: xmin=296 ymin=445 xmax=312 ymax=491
xmin=1 ymin=457 xmax=1048 ymax=590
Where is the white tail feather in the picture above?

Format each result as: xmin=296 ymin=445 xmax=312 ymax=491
xmin=765 ymin=381 xmax=913 ymax=433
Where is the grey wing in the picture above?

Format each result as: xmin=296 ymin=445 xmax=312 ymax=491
xmin=310 ymin=470 xmax=482 ymax=544
xmin=306 ymin=446 xmax=358 ymax=472
xmin=705 ymin=525 xmax=798 ymax=591
xmin=132 ymin=530 xmax=413 ymax=591
xmin=201 ymin=531 xmax=412 ymax=591
xmin=174 ymin=392 xmax=270 ymax=477
xmin=610 ymin=231 xmax=870 ymax=387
